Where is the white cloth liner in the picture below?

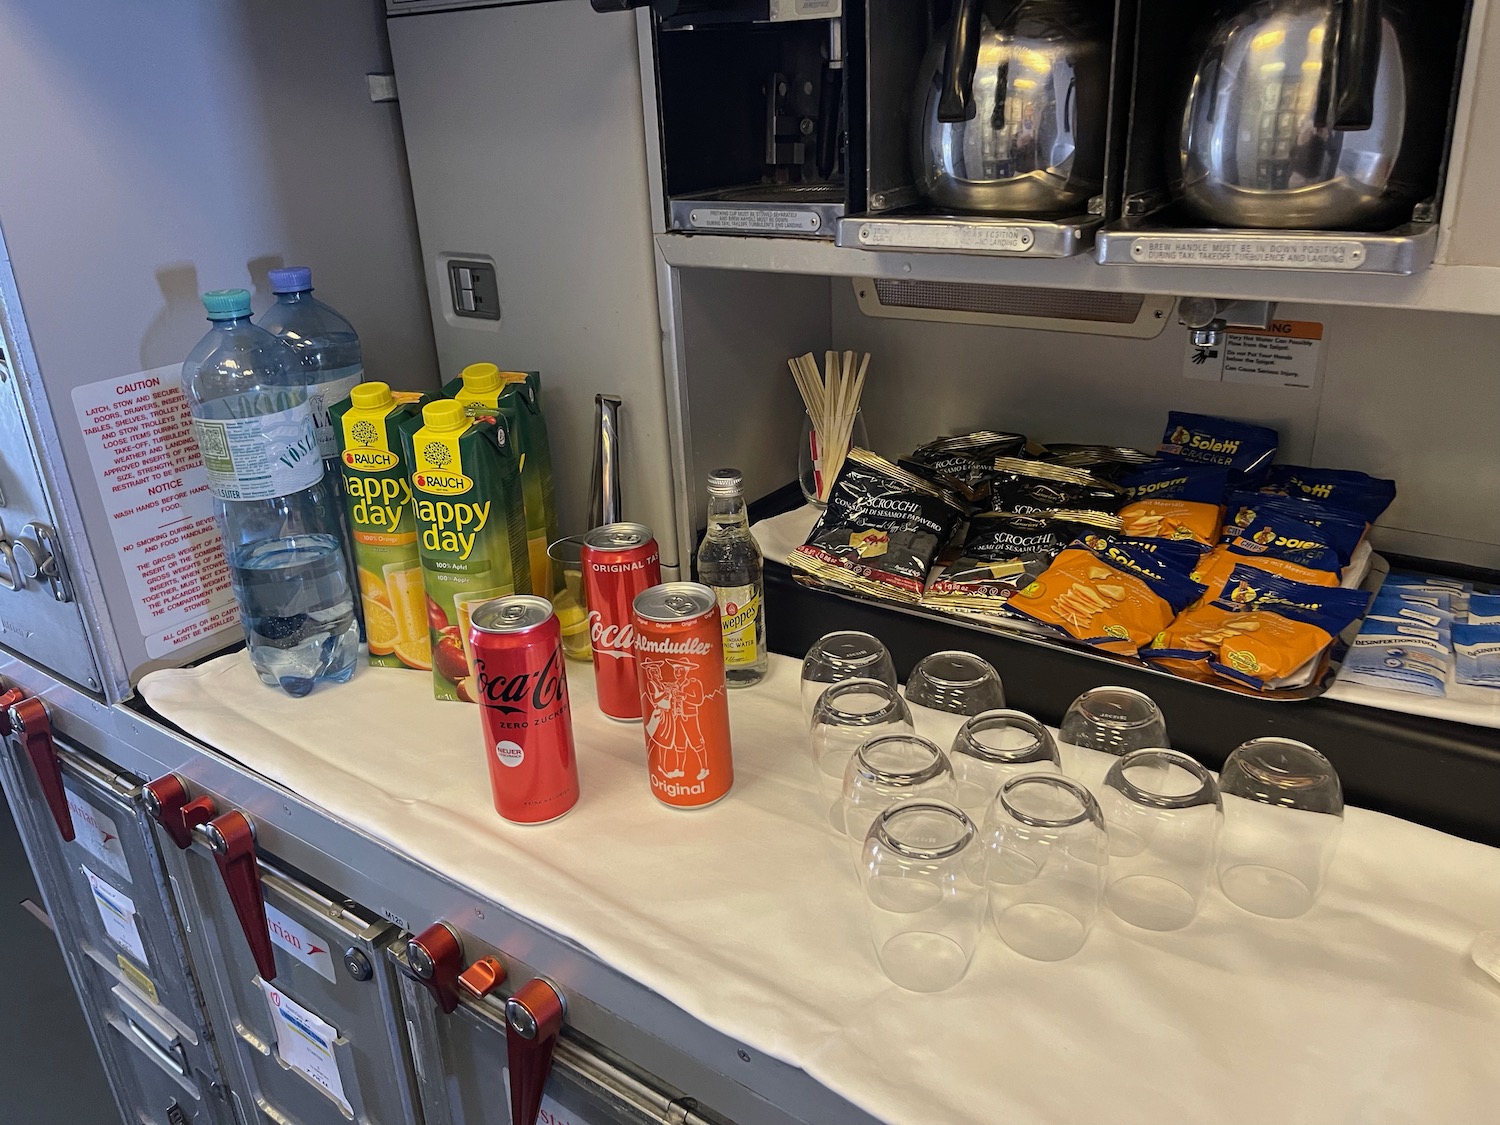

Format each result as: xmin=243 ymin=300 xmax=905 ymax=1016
xmin=141 ymin=652 xmax=1500 ymax=1125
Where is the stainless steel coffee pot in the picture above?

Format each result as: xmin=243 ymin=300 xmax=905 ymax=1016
xmin=1172 ymin=0 xmax=1441 ymax=230
xmin=912 ymin=0 xmax=1112 ymax=216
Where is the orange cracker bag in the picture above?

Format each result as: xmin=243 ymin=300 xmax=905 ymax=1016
xmin=1007 ymin=537 xmax=1205 ymax=656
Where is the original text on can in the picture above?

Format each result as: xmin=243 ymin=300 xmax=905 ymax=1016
xmin=632 ymin=582 xmax=733 ymax=808
xmin=582 ymin=523 xmax=662 ymax=721
xmin=471 ymin=595 xmax=580 ymax=824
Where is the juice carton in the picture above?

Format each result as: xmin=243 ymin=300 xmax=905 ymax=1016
xmin=398 ymin=398 xmax=530 ymax=702
xmin=331 ymin=383 xmax=430 ymax=671
xmin=445 ymin=364 xmax=560 ymax=596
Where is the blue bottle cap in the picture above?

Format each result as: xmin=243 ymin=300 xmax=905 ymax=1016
xmin=202 ymin=289 xmax=252 ymax=320
xmin=268 ymin=266 xmax=313 ymax=294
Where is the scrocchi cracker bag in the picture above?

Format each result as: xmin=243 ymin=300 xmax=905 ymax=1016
xmin=1007 ymin=537 xmax=1205 ymax=656
xmin=989 ymin=457 xmax=1125 ymax=514
xmin=1116 ymin=462 xmax=1229 ymax=546
xmin=905 ymin=430 xmax=1028 ymax=505
xmin=790 ymin=449 xmax=965 ymax=603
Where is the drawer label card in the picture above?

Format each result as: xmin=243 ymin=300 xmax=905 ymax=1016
xmin=67 ymin=790 xmax=130 ymax=880
xmin=83 ymin=866 xmax=149 ymax=966
xmin=264 ymin=902 xmax=337 ymax=982
xmin=260 ymin=981 xmax=352 ymax=1116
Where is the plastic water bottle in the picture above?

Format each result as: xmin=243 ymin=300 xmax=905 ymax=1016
xmin=255 ymin=266 xmax=364 ymax=465
xmin=183 ymin=289 xmax=358 ymax=696
xmin=257 ymin=266 xmax=366 ymax=630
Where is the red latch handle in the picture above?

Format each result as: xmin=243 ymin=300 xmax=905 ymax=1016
xmin=405 ymin=923 xmax=464 ymax=1014
xmin=506 ymin=978 xmax=565 ymax=1125
xmin=0 ymin=688 xmax=24 ymax=734
xmin=142 ymin=774 xmax=217 ymax=851
xmin=205 ymin=811 xmax=277 ymax=982
xmin=9 ymin=698 xmax=74 ymax=842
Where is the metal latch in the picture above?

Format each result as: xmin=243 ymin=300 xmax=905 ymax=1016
xmin=0 ymin=517 xmax=74 ymax=602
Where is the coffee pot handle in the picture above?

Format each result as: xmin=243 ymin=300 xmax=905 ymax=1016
xmin=937 ymin=0 xmax=985 ymax=122
xmin=1331 ymin=0 xmax=1382 ymax=130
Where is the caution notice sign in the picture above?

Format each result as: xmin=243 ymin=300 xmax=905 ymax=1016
xmin=1184 ymin=320 xmax=1324 ymax=390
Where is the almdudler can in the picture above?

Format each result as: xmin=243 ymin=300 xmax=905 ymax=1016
xmin=581 ymin=523 xmax=662 ymax=721
xmin=470 ymin=596 xmax=580 ymax=824
xmin=632 ymin=582 xmax=733 ymax=809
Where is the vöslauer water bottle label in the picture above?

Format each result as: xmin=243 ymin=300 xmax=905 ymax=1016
xmin=193 ymin=402 xmax=323 ymax=501
xmin=307 ymin=370 xmax=363 ymax=458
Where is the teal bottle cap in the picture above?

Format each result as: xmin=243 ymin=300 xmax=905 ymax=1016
xmin=202 ymin=288 xmax=252 ymax=320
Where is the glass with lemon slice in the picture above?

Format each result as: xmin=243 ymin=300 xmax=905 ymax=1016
xmin=547 ymin=536 xmax=591 ymax=661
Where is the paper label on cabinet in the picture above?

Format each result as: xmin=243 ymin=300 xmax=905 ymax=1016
xmin=67 ymin=790 xmax=130 ymax=880
xmin=117 ymin=956 xmax=161 ymax=1006
xmin=71 ymin=368 xmax=241 ymax=657
xmin=83 ymin=866 xmax=149 ymax=965
xmin=259 ymin=981 xmax=352 ymax=1115
xmin=264 ymin=902 xmax=337 ymax=982
xmin=1184 ymin=320 xmax=1324 ymax=390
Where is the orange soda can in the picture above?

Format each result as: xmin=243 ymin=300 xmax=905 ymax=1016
xmin=631 ymin=582 xmax=733 ymax=808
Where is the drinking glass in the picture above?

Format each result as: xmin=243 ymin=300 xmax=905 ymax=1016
xmin=904 ymin=651 xmax=1006 ymax=749
xmin=858 ymin=800 xmax=984 ymax=992
xmin=983 ymin=775 xmax=1107 ymax=961
xmin=800 ymin=632 xmax=898 ymax=726
xmin=949 ymin=710 xmax=1061 ymax=817
xmin=1217 ymin=738 xmax=1343 ymax=919
xmin=809 ymin=681 xmax=914 ymax=829
xmin=546 ymin=536 xmax=591 ymax=662
xmin=1101 ymin=750 xmax=1222 ymax=932
xmin=1057 ymin=686 xmax=1169 ymax=793
xmin=840 ymin=734 xmax=957 ymax=844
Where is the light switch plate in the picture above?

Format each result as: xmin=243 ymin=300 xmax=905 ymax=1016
xmin=447 ymin=259 xmax=500 ymax=320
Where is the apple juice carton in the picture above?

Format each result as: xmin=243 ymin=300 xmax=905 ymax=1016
xmin=445 ymin=364 xmax=560 ymax=596
xmin=398 ymin=398 xmax=530 ymax=702
xmin=330 ymin=382 xmax=430 ymax=671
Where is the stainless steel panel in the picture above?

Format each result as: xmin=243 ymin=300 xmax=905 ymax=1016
xmin=388 ymin=1 xmax=680 ymax=566
xmin=1095 ymin=223 xmax=1439 ymax=275
xmin=0 ymin=289 xmax=109 ymax=692
xmin=0 ymin=721 xmax=232 ymax=1125
xmin=165 ymin=846 xmax=421 ymax=1125
xmin=838 ymin=213 xmax=1099 ymax=257
xmin=669 ymin=199 xmax=844 ymax=238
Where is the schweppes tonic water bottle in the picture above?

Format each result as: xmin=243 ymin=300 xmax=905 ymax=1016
xmin=695 ymin=468 xmax=767 ymax=687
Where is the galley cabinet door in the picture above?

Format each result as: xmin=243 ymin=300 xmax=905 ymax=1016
xmin=394 ymin=953 xmax=729 ymax=1125
xmin=166 ymin=845 xmax=423 ymax=1125
xmin=0 ymin=735 xmax=233 ymax=1125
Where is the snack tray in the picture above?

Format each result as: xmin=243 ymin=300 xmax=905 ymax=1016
xmin=754 ymin=504 xmax=1386 ymax=705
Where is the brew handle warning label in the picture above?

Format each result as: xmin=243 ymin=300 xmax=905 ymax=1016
xmin=70 ymin=367 xmax=240 ymax=658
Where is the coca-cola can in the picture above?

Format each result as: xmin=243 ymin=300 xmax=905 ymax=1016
xmin=470 ymin=596 xmax=580 ymax=824
xmin=632 ymin=582 xmax=733 ymax=809
xmin=581 ymin=523 xmax=662 ymax=721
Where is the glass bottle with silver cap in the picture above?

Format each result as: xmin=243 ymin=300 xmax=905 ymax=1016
xmin=695 ymin=468 xmax=768 ymax=687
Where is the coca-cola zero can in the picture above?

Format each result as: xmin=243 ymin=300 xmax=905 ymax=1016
xmin=632 ymin=582 xmax=733 ymax=809
xmin=470 ymin=595 xmax=580 ymax=824
xmin=582 ymin=523 xmax=662 ymax=721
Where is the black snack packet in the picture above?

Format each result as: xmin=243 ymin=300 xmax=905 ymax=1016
xmin=989 ymin=457 xmax=1125 ymax=514
xmin=907 ymin=431 xmax=1028 ymax=504
xmin=923 ymin=509 xmax=1123 ymax=615
xmin=790 ymin=448 xmax=966 ymax=603
xmin=1040 ymin=444 xmax=1157 ymax=482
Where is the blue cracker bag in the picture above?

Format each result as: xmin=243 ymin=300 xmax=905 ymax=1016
xmin=1262 ymin=465 xmax=1397 ymax=523
xmin=1221 ymin=491 xmax=1366 ymax=565
xmin=1085 ymin=534 xmax=1206 ymax=576
xmin=1223 ymin=509 xmax=1343 ymax=575
xmin=1158 ymin=412 xmax=1278 ymax=485
xmin=1454 ymin=623 xmax=1500 ymax=687
xmin=1116 ymin=462 xmax=1229 ymax=546
xmin=1342 ymin=617 xmax=1451 ymax=697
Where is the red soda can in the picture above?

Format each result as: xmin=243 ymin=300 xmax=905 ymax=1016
xmin=470 ymin=596 xmax=580 ymax=824
xmin=632 ymin=582 xmax=733 ymax=809
xmin=581 ymin=523 xmax=662 ymax=721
